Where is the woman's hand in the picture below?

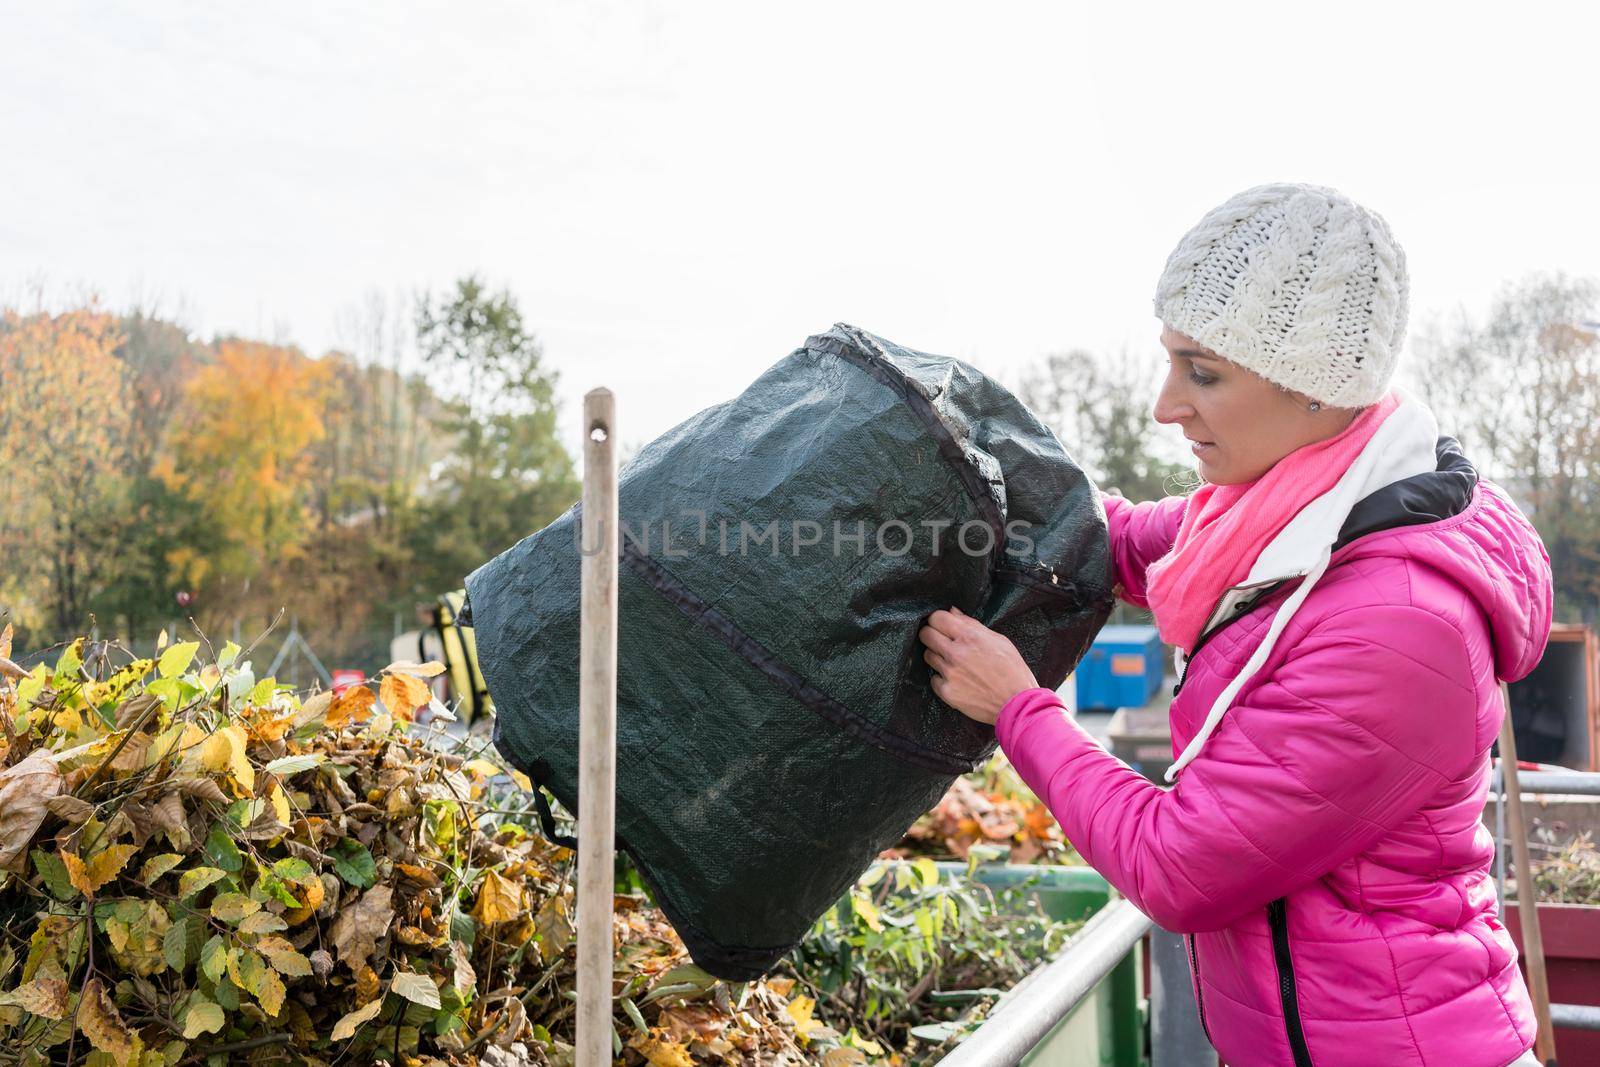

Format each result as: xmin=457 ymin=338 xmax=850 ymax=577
xmin=918 ymin=607 xmax=1038 ymax=725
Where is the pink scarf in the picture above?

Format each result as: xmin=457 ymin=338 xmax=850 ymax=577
xmin=1146 ymin=393 xmax=1400 ymax=653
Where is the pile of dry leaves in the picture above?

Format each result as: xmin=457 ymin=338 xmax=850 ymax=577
xmin=889 ymin=759 xmax=1071 ymax=866
xmin=0 ymin=628 xmax=826 ymax=1067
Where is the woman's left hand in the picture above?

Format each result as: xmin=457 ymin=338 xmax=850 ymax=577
xmin=918 ymin=607 xmax=1038 ymax=725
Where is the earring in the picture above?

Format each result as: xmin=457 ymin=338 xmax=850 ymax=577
xmin=1308 ymin=402 xmax=1322 ymax=413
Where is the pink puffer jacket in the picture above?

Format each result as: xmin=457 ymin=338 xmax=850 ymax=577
xmin=997 ymin=441 xmax=1552 ymax=1067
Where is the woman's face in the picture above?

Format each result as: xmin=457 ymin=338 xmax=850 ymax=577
xmin=1153 ymin=327 xmax=1358 ymax=485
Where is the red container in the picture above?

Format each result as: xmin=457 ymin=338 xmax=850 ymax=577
xmin=1505 ymin=902 xmax=1600 ymax=1063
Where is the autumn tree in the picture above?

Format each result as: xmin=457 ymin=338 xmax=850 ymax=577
xmin=94 ymin=311 xmax=217 ymax=639
xmin=160 ymin=339 xmax=332 ymax=616
xmin=413 ymin=277 xmax=578 ymax=593
xmin=0 ymin=308 xmax=131 ymax=639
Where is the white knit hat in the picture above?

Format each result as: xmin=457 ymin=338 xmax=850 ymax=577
xmin=1154 ymin=183 xmax=1409 ymax=409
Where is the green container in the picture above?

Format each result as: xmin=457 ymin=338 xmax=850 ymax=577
xmin=927 ymin=862 xmax=1145 ymax=1067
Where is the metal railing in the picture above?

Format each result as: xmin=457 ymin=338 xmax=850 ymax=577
xmin=937 ymin=900 xmax=1152 ymax=1067
xmin=1493 ymin=766 xmax=1600 ymax=1033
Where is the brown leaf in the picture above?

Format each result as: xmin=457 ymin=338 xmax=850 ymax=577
xmin=113 ymin=692 xmax=162 ymax=732
xmin=0 ymin=753 xmax=63 ymax=871
xmin=293 ymin=690 xmax=334 ymax=729
xmin=77 ymin=977 xmax=138 ymax=1065
xmin=43 ymin=794 xmax=94 ymax=825
xmin=108 ymin=731 xmax=154 ymax=775
xmin=174 ymin=776 xmax=228 ymax=805
xmin=450 ymin=938 xmax=477 ymax=996
xmin=328 ymin=884 xmax=393 ymax=971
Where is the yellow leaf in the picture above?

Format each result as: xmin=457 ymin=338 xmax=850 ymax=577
xmin=630 ymin=1032 xmax=696 ymax=1067
xmin=331 ymin=994 xmax=386 ymax=1041
xmin=79 ymin=977 xmax=139 ymax=1065
xmin=139 ymin=853 xmax=185 ymax=885
xmin=198 ymin=730 xmax=232 ymax=774
xmin=177 ymin=866 xmax=226 ymax=899
xmin=472 ymin=869 xmax=524 ymax=926
xmin=63 ymin=843 xmax=138 ymax=898
xmin=383 ymin=659 xmax=447 ymax=678
xmin=787 ymin=995 xmax=823 ymax=1041
xmin=0 ymin=975 xmax=68 ymax=1019
xmin=510 ymin=770 xmax=533 ymax=792
xmin=463 ymin=758 xmax=503 ymax=779
xmin=257 ymin=965 xmax=286 ymax=1016
xmin=211 ymin=892 xmax=261 ymax=923
xmin=200 ymin=724 xmax=255 ymax=793
xmin=851 ymin=892 xmax=884 ymax=933
xmin=257 ymin=935 xmax=313 ymax=977
xmin=157 ymin=722 xmax=208 ymax=770
xmin=269 ymin=782 xmax=292 ymax=828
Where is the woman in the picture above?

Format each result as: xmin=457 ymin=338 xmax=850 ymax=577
xmin=921 ymin=184 xmax=1551 ymax=1067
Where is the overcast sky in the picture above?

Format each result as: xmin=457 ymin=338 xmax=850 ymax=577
xmin=6 ymin=1 xmax=1599 ymax=454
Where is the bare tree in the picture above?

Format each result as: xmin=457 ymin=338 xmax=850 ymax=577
xmin=1018 ymin=347 xmax=1191 ymax=502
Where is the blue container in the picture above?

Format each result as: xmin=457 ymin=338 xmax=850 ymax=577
xmin=1076 ymin=624 xmax=1164 ymax=711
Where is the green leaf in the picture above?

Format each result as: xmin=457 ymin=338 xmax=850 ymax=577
xmin=54 ymin=642 xmax=82 ymax=681
xmin=158 ymin=641 xmax=200 ymax=679
xmin=200 ymin=935 xmax=228 ymax=983
xmin=182 ymin=995 xmax=225 ymax=1039
xmin=31 ymin=850 xmax=76 ymax=900
xmin=263 ymin=753 xmax=326 ymax=777
xmin=449 ymin=910 xmax=477 ymax=949
xmin=217 ymin=641 xmax=241 ymax=670
xmin=146 ymin=676 xmax=185 ymax=711
xmin=330 ymin=839 xmax=377 ymax=889
xmin=271 ymin=857 xmax=317 ymax=885
xmin=164 ymin=914 xmax=206 ymax=972
xmin=203 ymin=826 xmax=243 ymax=872
xmin=247 ymin=677 xmax=278 ymax=705
xmin=913 ymin=857 xmax=940 ymax=888
xmin=212 ymin=975 xmax=240 ymax=1012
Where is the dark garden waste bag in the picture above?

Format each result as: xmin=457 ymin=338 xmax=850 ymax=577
xmin=464 ymin=324 xmax=1114 ymax=979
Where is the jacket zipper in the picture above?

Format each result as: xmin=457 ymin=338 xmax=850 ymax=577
xmin=1267 ymin=898 xmax=1314 ymax=1067
xmin=1184 ymin=932 xmax=1214 ymax=1045
xmin=1170 ymin=583 xmax=1285 ymax=698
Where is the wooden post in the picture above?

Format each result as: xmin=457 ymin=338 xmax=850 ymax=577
xmin=577 ymin=389 xmax=619 ymax=1067
xmin=1501 ymin=683 xmax=1558 ymax=1066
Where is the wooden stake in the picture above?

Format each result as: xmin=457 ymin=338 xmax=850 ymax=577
xmin=577 ymin=389 xmax=619 ymax=1067
xmin=1501 ymin=682 xmax=1558 ymax=1066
